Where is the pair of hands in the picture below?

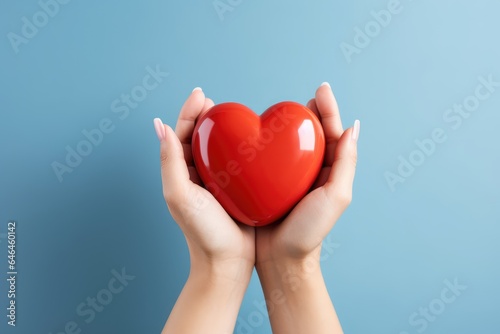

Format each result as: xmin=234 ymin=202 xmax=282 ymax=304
xmin=156 ymin=83 xmax=359 ymax=334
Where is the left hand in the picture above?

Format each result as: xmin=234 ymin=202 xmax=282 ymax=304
xmin=255 ymin=82 xmax=360 ymax=267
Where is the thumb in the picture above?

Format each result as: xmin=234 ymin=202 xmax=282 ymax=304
xmin=324 ymin=120 xmax=360 ymax=209
xmin=154 ymin=118 xmax=190 ymax=203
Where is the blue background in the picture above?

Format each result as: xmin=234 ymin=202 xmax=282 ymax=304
xmin=1 ymin=0 xmax=499 ymax=333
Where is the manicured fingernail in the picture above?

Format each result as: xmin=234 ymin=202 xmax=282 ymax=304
xmin=321 ymin=82 xmax=331 ymax=89
xmin=192 ymin=87 xmax=202 ymax=93
xmin=154 ymin=118 xmax=165 ymax=142
xmin=351 ymin=120 xmax=360 ymax=142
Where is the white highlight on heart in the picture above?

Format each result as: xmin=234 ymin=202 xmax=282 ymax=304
xmin=198 ymin=118 xmax=215 ymax=165
xmin=298 ymin=119 xmax=315 ymax=151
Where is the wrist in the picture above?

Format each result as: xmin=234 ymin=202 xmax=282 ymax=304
xmin=256 ymin=255 xmax=323 ymax=294
xmin=256 ymin=244 xmax=324 ymax=289
xmin=189 ymin=253 xmax=254 ymax=290
xmin=164 ymin=255 xmax=252 ymax=334
xmin=256 ymin=256 xmax=342 ymax=334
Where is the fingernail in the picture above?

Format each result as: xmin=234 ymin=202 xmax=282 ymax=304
xmin=154 ymin=118 xmax=165 ymax=142
xmin=351 ymin=120 xmax=360 ymax=142
xmin=192 ymin=87 xmax=202 ymax=93
xmin=321 ymin=82 xmax=331 ymax=89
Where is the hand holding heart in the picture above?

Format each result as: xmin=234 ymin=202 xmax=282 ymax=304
xmin=156 ymin=83 xmax=358 ymax=264
xmin=157 ymin=83 xmax=359 ymax=333
xmin=155 ymin=88 xmax=255 ymax=285
xmin=255 ymin=84 xmax=360 ymax=266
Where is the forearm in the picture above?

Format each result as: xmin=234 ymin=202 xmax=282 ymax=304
xmin=256 ymin=257 xmax=343 ymax=334
xmin=162 ymin=257 xmax=252 ymax=334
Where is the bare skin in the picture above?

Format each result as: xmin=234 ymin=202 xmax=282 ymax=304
xmin=256 ymin=83 xmax=359 ymax=334
xmin=156 ymin=83 xmax=359 ymax=334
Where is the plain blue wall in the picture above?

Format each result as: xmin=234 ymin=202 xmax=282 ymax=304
xmin=1 ymin=0 xmax=499 ymax=333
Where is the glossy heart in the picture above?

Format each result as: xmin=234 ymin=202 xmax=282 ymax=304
xmin=191 ymin=102 xmax=325 ymax=226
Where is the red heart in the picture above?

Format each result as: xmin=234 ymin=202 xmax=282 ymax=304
xmin=191 ymin=102 xmax=325 ymax=227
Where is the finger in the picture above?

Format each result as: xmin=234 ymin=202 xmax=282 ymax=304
xmin=311 ymin=167 xmax=330 ymax=190
xmin=315 ymin=82 xmax=344 ymax=165
xmin=182 ymin=97 xmax=215 ymax=166
xmin=159 ymin=122 xmax=191 ymax=203
xmin=202 ymin=98 xmax=215 ymax=113
xmin=306 ymin=98 xmax=320 ymax=119
xmin=323 ymin=120 xmax=360 ymax=211
xmin=175 ymin=87 xmax=206 ymax=145
xmin=315 ymin=82 xmax=343 ymax=137
xmin=188 ymin=166 xmax=203 ymax=186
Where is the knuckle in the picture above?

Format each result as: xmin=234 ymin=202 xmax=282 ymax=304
xmin=324 ymin=186 xmax=351 ymax=208
xmin=351 ymin=153 xmax=358 ymax=168
xmin=163 ymin=186 xmax=183 ymax=207
xmin=333 ymin=190 xmax=352 ymax=208
xmin=160 ymin=153 xmax=169 ymax=170
xmin=337 ymin=152 xmax=357 ymax=169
